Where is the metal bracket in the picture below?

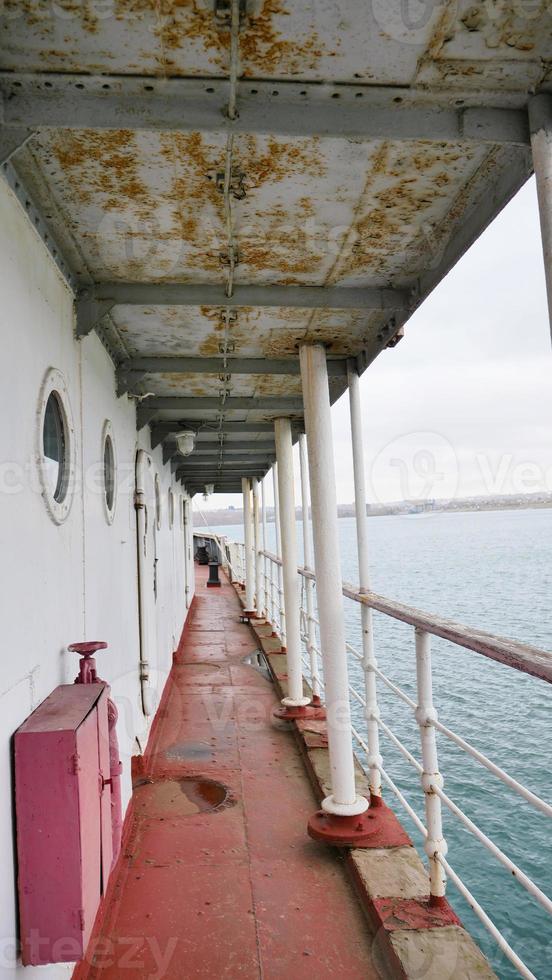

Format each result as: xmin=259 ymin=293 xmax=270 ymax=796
xmin=2 ymin=159 xmax=76 ymax=289
xmin=76 ymin=292 xmax=115 ymax=338
xmin=0 ymin=126 xmax=34 ymax=167
xmin=137 ymin=405 xmax=157 ymax=430
xmin=214 ymin=0 xmax=247 ymax=27
xmin=167 ymin=447 xmax=179 ymax=468
xmin=116 ymin=363 xmax=146 ymax=397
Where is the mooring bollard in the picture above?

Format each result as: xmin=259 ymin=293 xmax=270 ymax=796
xmin=207 ymin=561 xmax=221 ymax=587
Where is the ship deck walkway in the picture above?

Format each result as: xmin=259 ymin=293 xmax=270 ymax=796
xmin=77 ymin=565 xmax=378 ymax=979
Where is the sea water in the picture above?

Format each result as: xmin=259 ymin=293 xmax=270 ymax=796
xmin=207 ymin=508 xmax=552 ymax=979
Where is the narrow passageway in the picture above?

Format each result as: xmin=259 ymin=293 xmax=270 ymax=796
xmin=78 ymin=566 xmax=378 ymax=979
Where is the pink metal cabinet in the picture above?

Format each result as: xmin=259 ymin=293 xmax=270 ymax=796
xmin=15 ymin=683 xmax=112 ymax=965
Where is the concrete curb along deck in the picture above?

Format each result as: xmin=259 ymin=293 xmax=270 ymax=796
xmin=235 ymin=584 xmax=497 ymax=980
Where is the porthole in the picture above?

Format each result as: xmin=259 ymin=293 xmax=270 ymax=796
xmin=155 ymin=474 xmax=162 ymax=529
xmin=37 ymin=368 xmax=75 ymax=525
xmin=102 ymin=420 xmax=117 ymax=524
xmin=168 ymin=488 xmax=175 ymax=529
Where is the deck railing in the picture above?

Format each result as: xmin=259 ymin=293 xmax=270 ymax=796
xmin=201 ymin=531 xmax=552 ymax=980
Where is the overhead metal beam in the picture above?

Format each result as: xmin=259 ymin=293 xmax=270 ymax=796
xmin=168 ymin=441 xmax=275 ymax=454
xmin=171 ymin=448 xmax=270 ymax=468
xmin=137 ymin=395 xmax=303 ymax=429
xmin=149 ymin=397 xmax=301 ymax=411
xmin=185 ymin=487 xmax=254 ymax=495
xmin=78 ymin=283 xmax=408 ymax=336
xmin=118 ymin=356 xmax=346 ymax=392
xmin=178 ymin=468 xmax=266 ymax=477
xmin=1 ymin=160 xmax=75 ymax=288
xmin=0 ymin=73 xmax=530 ymax=146
xmin=183 ymin=480 xmax=257 ymax=488
xmin=150 ymin=420 xmax=280 ymax=448
xmin=176 ymin=459 xmax=273 ymax=468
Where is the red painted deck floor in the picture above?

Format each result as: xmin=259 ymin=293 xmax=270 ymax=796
xmin=80 ymin=567 xmax=378 ymax=979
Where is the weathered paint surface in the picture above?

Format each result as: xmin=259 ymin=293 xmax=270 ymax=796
xmin=74 ymin=567 xmax=380 ymax=980
xmin=0 ymin=175 xmax=194 ymax=978
xmin=2 ymin=0 xmax=549 ymax=466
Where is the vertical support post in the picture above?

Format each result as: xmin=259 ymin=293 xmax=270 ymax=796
xmin=300 ymin=343 xmax=371 ymax=842
xmin=270 ymin=556 xmax=278 ymax=628
xmin=529 ymin=95 xmax=552 ymax=334
xmin=273 ymin=418 xmax=311 ymax=714
xmin=242 ymin=477 xmax=256 ymax=616
xmin=415 ymin=628 xmax=447 ymax=905
xmin=347 ymin=362 xmax=382 ymax=804
xmin=261 ymin=478 xmax=269 ymax=621
xmin=298 ymin=432 xmax=322 ymax=706
xmin=252 ymin=477 xmax=264 ymax=618
xmin=271 ymin=462 xmax=286 ymax=646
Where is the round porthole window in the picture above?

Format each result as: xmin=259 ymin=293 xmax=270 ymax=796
xmin=37 ymin=368 xmax=75 ymax=525
xmin=102 ymin=420 xmax=117 ymax=524
xmin=155 ymin=474 xmax=162 ymax=529
xmin=168 ymin=488 xmax=175 ymax=529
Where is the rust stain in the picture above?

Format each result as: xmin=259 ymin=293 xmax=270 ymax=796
xmin=459 ymin=1 xmax=546 ymax=52
xmin=4 ymin=0 xmax=100 ymax=32
xmin=50 ymin=130 xmax=151 ymax=210
xmin=241 ymin=134 xmax=327 ymax=187
xmin=240 ymin=0 xmax=331 ymax=75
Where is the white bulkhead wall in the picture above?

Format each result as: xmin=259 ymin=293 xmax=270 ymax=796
xmin=0 ymin=177 xmax=194 ymax=977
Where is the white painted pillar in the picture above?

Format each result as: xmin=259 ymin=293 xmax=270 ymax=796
xmin=242 ymin=477 xmax=256 ymax=614
xmin=415 ymin=629 xmax=447 ymax=902
xmin=274 ymin=418 xmax=310 ymax=708
xmin=348 ymin=362 xmax=382 ymax=801
xmin=299 ymin=343 xmax=367 ymax=815
xmin=298 ymin=432 xmax=322 ymax=703
xmin=271 ymin=461 xmax=286 ymax=645
xmin=529 ymin=95 xmax=552 ymax=333
xmin=252 ymin=477 xmax=264 ymax=616
xmin=261 ymin=477 xmax=268 ymax=620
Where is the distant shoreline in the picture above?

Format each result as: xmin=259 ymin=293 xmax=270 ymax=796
xmin=194 ymin=494 xmax=552 ymax=526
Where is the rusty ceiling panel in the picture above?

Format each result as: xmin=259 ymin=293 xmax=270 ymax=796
xmin=137 ymin=371 xmax=304 ymax=398
xmin=0 ymin=1 xmax=430 ymax=83
xmin=14 ymin=129 xmax=487 ymax=290
xmin=2 ymin=0 xmax=548 ymax=484
xmin=415 ymin=0 xmax=552 ymax=91
xmin=111 ymin=305 xmax=385 ymax=358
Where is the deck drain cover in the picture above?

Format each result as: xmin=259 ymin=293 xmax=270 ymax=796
xmin=134 ymin=777 xmax=230 ymax=816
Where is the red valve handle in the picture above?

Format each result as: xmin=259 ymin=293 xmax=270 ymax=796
xmin=68 ymin=641 xmax=108 ymax=658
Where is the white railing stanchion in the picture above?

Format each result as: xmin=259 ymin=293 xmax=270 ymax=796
xmin=220 ymin=528 xmax=552 ymax=976
xmin=271 ymin=462 xmax=286 ymax=646
xmin=298 ymin=432 xmax=322 ymax=706
xmin=273 ymin=418 xmax=311 ymax=716
xmin=270 ymin=554 xmax=277 ymax=631
xmin=252 ymin=477 xmax=264 ymax=618
xmin=348 ymin=361 xmax=382 ymax=804
xmin=300 ymin=342 xmax=372 ymax=844
xmin=261 ymin=477 xmax=268 ymax=621
xmin=242 ymin=477 xmax=256 ymax=616
xmin=415 ymin=627 xmax=448 ymax=905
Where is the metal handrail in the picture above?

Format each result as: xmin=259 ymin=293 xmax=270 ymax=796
xmin=257 ymin=546 xmax=552 ymax=979
xmin=259 ymin=549 xmax=552 ymax=685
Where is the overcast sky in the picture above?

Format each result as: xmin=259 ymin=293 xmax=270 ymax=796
xmin=198 ymin=176 xmax=552 ymax=513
